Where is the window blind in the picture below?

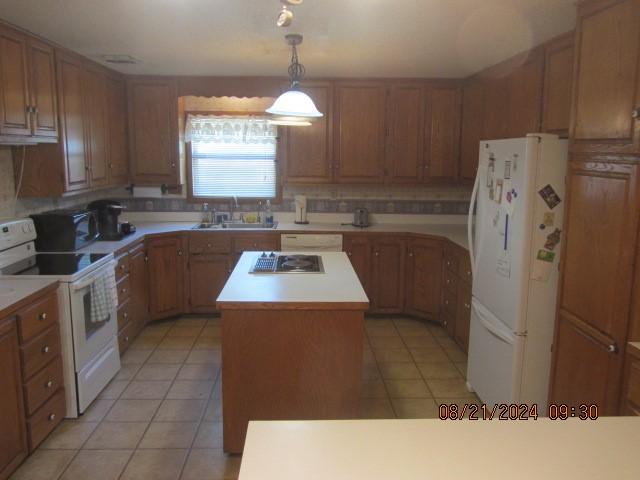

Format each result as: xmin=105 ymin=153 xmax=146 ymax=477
xmin=187 ymin=115 xmax=277 ymax=199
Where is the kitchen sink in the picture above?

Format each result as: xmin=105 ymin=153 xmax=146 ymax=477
xmin=192 ymin=222 xmax=278 ymax=230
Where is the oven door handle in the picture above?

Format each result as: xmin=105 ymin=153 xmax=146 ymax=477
xmin=71 ymin=260 xmax=117 ymax=292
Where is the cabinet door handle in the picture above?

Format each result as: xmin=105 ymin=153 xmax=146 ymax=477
xmin=607 ymin=343 xmax=618 ymax=354
xmin=123 ymin=312 xmax=128 ymax=318
xmin=45 ymin=380 xmax=53 ymax=389
xmin=464 ymin=303 xmax=470 ymax=309
xmin=347 ymin=252 xmax=352 ymax=256
xmin=408 ymin=252 xmax=413 ymax=257
xmin=42 ymin=345 xmax=50 ymax=354
xmin=39 ymin=312 xmax=47 ymax=321
xmin=374 ymin=252 xmax=379 ymax=257
xmin=48 ymin=413 xmax=56 ymax=421
xmin=178 ymin=250 xmax=183 ymax=256
xmin=632 ymin=108 xmax=640 ymax=119
xmin=125 ymin=336 xmax=129 ymax=342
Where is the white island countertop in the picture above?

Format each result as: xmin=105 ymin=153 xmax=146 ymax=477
xmin=216 ymin=252 xmax=369 ymax=310
xmin=240 ymin=418 xmax=640 ymax=480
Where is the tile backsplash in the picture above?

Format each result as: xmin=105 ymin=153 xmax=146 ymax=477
xmin=1 ymin=146 xmax=471 ymax=219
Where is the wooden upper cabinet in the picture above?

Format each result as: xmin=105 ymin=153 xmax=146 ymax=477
xmin=550 ymin=159 xmax=640 ymax=413
xmin=0 ymin=25 xmax=30 ymax=137
xmin=27 ymin=39 xmax=58 ymax=140
xmin=506 ymin=52 xmax=544 ymax=138
xmin=83 ymin=63 xmax=109 ymax=188
xmin=128 ymin=77 xmax=179 ymax=185
xmin=424 ymin=85 xmax=460 ymax=181
xmin=405 ymin=238 xmax=443 ymax=319
xmin=0 ymin=318 xmax=28 ymax=479
xmin=459 ymin=80 xmax=485 ymax=182
xmin=385 ymin=84 xmax=424 ymax=183
xmin=570 ymin=0 xmax=640 ymax=153
xmin=483 ymin=76 xmax=510 ymax=140
xmin=335 ymin=83 xmax=387 ymax=183
xmin=106 ymin=75 xmax=129 ymax=185
xmin=284 ymin=83 xmax=333 ymax=183
xmin=542 ymin=33 xmax=574 ymax=136
xmin=56 ymin=51 xmax=90 ymax=192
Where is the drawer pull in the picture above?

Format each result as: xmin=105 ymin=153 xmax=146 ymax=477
xmin=42 ymin=345 xmax=50 ymax=354
xmin=608 ymin=344 xmax=618 ymax=354
xmin=125 ymin=336 xmax=130 ymax=342
xmin=121 ymin=288 xmax=127 ymax=294
xmin=39 ymin=312 xmax=48 ymax=321
xmin=123 ymin=312 xmax=128 ymax=318
xmin=408 ymin=252 xmax=414 ymax=257
xmin=444 ymin=300 xmax=449 ymax=306
xmin=119 ymin=264 xmax=125 ymax=270
xmin=48 ymin=413 xmax=56 ymax=421
xmin=207 ymin=243 xmax=212 ymax=248
xmin=45 ymin=380 xmax=53 ymax=389
xmin=464 ymin=303 xmax=470 ymax=309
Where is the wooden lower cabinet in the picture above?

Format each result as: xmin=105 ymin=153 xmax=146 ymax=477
xmin=404 ymin=238 xmax=443 ymax=319
xmin=0 ymin=317 xmax=27 ymax=480
xmin=129 ymin=243 xmax=149 ymax=334
xmin=371 ymin=237 xmax=405 ymax=313
xmin=189 ymin=254 xmax=232 ymax=313
xmin=343 ymin=235 xmax=372 ymax=302
xmin=440 ymin=244 xmax=472 ymax=352
xmin=147 ymin=235 xmax=187 ymax=320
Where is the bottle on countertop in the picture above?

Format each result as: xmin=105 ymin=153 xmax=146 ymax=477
xmin=257 ymin=201 xmax=263 ymax=225
xmin=265 ymin=200 xmax=274 ymax=226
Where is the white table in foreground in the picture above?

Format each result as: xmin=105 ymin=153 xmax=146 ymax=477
xmin=239 ymin=418 xmax=640 ymax=480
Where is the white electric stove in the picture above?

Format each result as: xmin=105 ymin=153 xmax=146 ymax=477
xmin=0 ymin=218 xmax=120 ymax=417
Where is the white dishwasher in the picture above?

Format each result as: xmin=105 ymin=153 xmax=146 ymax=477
xmin=280 ymin=234 xmax=343 ymax=252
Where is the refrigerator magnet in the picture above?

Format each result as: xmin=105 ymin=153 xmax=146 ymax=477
xmin=536 ymin=249 xmax=556 ymax=263
xmin=532 ymin=249 xmax=556 ymax=282
xmin=544 ymin=228 xmax=562 ymax=251
xmin=538 ymin=184 xmax=562 ymax=209
xmin=543 ymin=212 xmax=555 ymax=227
xmin=504 ymin=159 xmax=512 ymax=179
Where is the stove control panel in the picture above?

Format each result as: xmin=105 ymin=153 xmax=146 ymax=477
xmin=0 ymin=219 xmax=36 ymax=252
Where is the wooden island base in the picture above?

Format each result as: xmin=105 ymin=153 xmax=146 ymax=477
xmin=221 ymin=309 xmax=364 ymax=453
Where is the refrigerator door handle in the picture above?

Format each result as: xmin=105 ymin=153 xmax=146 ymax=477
xmin=468 ymin=164 xmax=482 ymax=276
xmin=472 ymin=301 xmax=513 ymax=345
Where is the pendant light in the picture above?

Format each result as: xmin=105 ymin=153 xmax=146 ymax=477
xmin=266 ymin=34 xmax=323 ymax=126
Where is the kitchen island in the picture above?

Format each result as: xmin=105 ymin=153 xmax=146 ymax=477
xmin=216 ymin=251 xmax=369 ymax=453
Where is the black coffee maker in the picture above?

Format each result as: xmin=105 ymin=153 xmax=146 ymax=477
xmin=88 ymin=200 xmax=134 ymax=240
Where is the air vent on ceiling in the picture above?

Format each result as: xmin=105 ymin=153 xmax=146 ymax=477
xmin=100 ymin=54 xmax=142 ymax=65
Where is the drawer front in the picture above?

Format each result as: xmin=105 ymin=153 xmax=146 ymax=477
xmin=17 ymin=293 xmax=59 ymax=343
xmin=23 ymin=356 xmax=63 ymax=416
xmin=21 ymin=325 xmax=61 ymax=380
xmin=115 ymin=254 xmax=130 ymax=281
xmin=27 ymin=388 xmax=65 ymax=451
xmin=190 ymin=234 xmax=231 ymax=254
xmin=117 ymin=301 xmax=131 ymax=331
xmin=117 ymin=274 xmax=131 ymax=305
xmin=118 ymin=321 xmax=134 ymax=355
xmin=441 ymin=289 xmax=457 ymax=318
xmin=628 ymin=360 xmax=640 ymax=409
xmin=458 ymin=252 xmax=472 ymax=285
xmin=443 ymin=269 xmax=458 ymax=294
xmin=443 ymin=249 xmax=459 ymax=274
xmin=233 ymin=235 xmax=278 ymax=254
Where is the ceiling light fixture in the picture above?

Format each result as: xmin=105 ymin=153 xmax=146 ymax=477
xmin=276 ymin=6 xmax=293 ymax=27
xmin=266 ymin=34 xmax=323 ymax=126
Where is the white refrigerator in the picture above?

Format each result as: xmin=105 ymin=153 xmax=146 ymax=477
xmin=466 ymin=134 xmax=568 ymax=410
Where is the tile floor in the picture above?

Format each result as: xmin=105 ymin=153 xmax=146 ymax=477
xmin=11 ymin=315 xmax=475 ymax=480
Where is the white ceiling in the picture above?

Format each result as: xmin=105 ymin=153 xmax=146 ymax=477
xmin=0 ymin=0 xmax=576 ymax=78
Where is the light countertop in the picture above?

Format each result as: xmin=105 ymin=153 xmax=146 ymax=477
xmin=216 ymin=252 xmax=369 ymax=309
xmin=629 ymin=342 xmax=640 ymax=357
xmin=0 ymin=278 xmax=58 ymax=318
xmin=78 ymin=221 xmax=468 ymax=255
xmin=240 ymin=418 xmax=640 ymax=480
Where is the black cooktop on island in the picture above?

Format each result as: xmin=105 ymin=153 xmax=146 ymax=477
xmin=251 ymin=254 xmax=324 ymax=274
xmin=0 ymin=252 xmax=109 ymax=276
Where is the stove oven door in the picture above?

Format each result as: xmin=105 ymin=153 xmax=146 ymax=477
xmin=69 ymin=261 xmax=119 ymax=370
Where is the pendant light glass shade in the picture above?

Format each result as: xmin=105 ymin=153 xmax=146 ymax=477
xmin=266 ymin=34 xmax=322 ymax=125
xmin=266 ymin=90 xmax=323 ymax=119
